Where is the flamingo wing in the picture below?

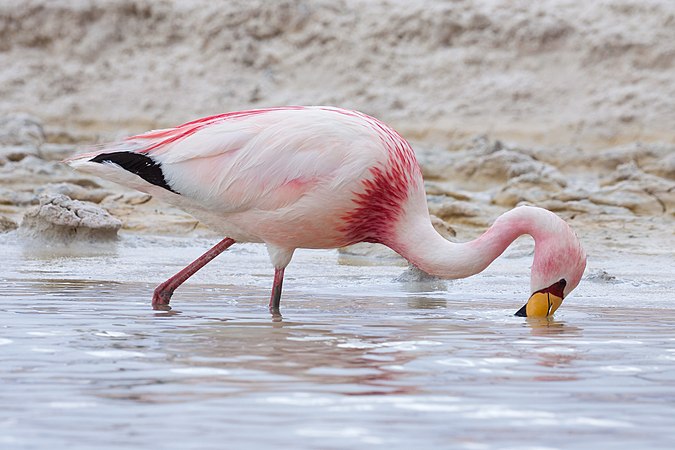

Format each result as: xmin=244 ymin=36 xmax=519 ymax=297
xmin=67 ymin=107 xmax=381 ymax=213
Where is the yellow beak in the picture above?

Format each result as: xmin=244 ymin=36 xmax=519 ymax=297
xmin=515 ymin=291 xmax=564 ymax=318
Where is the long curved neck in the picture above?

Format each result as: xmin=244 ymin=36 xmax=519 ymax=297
xmin=387 ymin=206 xmax=550 ymax=279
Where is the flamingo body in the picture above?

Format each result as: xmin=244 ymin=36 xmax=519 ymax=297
xmin=66 ymin=106 xmax=586 ymax=315
xmin=72 ymin=107 xmax=422 ymax=250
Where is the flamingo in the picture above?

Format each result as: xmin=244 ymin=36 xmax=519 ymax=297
xmin=65 ymin=106 xmax=586 ymax=317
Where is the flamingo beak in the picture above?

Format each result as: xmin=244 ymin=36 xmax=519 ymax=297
xmin=514 ymin=292 xmax=564 ymax=318
xmin=514 ymin=279 xmax=567 ymax=318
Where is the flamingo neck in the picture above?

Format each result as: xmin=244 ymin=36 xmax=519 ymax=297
xmin=387 ymin=206 xmax=551 ymax=280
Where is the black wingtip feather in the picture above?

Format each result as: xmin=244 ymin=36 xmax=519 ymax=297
xmin=90 ymin=151 xmax=178 ymax=194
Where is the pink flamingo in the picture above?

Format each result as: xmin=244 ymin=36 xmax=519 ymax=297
xmin=66 ymin=106 xmax=586 ymax=317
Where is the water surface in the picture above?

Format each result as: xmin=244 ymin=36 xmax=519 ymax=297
xmin=1 ymin=235 xmax=674 ymax=449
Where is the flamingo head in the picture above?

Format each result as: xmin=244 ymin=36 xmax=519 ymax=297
xmin=514 ymin=209 xmax=587 ymax=318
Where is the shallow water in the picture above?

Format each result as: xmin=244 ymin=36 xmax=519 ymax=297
xmin=1 ymin=235 xmax=675 ymax=449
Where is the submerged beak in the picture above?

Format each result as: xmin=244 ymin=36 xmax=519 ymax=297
xmin=515 ymin=279 xmax=566 ymax=318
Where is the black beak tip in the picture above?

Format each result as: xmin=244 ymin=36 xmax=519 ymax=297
xmin=514 ymin=304 xmax=528 ymax=317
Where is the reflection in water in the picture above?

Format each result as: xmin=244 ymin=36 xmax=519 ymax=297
xmin=159 ymin=317 xmax=423 ymax=397
xmin=153 ymin=309 xmax=183 ymax=318
xmin=19 ymin=241 xmax=119 ymax=260
xmin=407 ymin=297 xmax=447 ymax=309
xmin=525 ymin=317 xmax=584 ymax=337
xmin=522 ymin=317 xmax=584 ymax=377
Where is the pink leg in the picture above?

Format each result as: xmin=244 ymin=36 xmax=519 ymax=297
xmin=152 ymin=237 xmax=235 ymax=310
xmin=268 ymin=267 xmax=285 ymax=313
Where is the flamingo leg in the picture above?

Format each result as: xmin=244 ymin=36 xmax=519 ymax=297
xmin=152 ymin=237 xmax=236 ymax=310
xmin=269 ymin=267 xmax=285 ymax=313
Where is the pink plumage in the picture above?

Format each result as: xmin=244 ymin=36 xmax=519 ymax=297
xmin=65 ymin=106 xmax=586 ymax=316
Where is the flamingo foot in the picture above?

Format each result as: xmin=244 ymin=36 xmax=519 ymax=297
xmin=270 ymin=309 xmax=283 ymax=322
xmin=268 ymin=300 xmax=282 ymax=320
xmin=152 ymin=284 xmax=174 ymax=311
